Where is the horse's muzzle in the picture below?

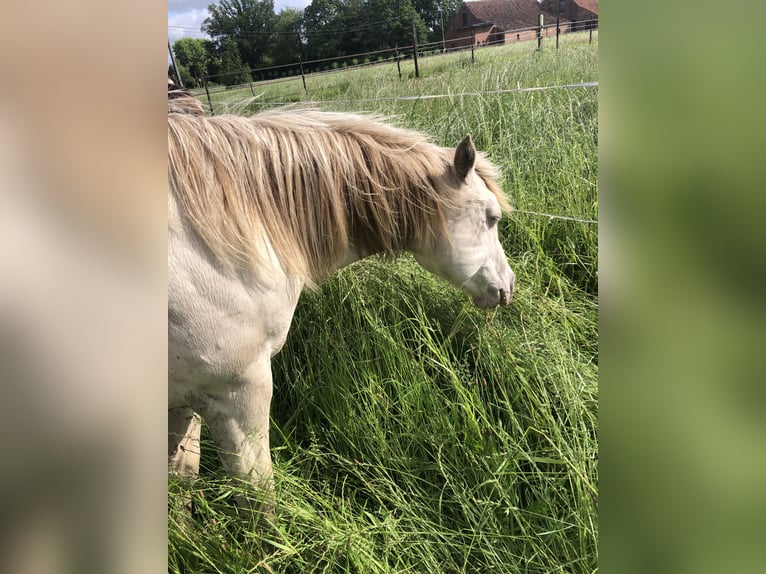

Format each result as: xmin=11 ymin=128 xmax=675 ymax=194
xmin=472 ymin=284 xmax=513 ymax=308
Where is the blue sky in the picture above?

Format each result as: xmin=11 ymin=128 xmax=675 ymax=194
xmin=168 ymin=0 xmax=312 ymax=43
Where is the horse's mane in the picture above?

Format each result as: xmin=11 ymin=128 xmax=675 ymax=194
xmin=168 ymin=87 xmax=205 ymax=116
xmin=168 ymin=110 xmax=507 ymax=285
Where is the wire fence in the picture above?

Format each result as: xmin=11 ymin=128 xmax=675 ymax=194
xmin=177 ymin=19 xmax=598 ymax=91
xmin=224 ymin=81 xmax=598 ymax=109
xmin=512 ymin=209 xmax=598 ymax=225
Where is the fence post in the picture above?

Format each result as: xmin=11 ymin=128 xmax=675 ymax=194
xmin=589 ymin=25 xmax=593 ymax=43
xmin=537 ymin=14 xmax=544 ymax=50
xmin=249 ymin=82 xmax=255 ymax=97
xmin=395 ymin=43 xmax=402 ymax=80
xmin=471 ymin=29 xmax=475 ymax=64
xmin=299 ymin=56 xmax=308 ymax=95
xmin=411 ymin=15 xmax=420 ymax=79
xmin=168 ymin=39 xmax=183 ymax=88
xmin=203 ymin=78 xmax=214 ymax=115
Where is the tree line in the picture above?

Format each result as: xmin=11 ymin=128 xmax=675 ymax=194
xmin=170 ymin=0 xmax=462 ymax=86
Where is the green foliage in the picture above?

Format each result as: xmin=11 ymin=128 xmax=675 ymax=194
xmin=168 ymin=63 xmax=195 ymax=88
xmin=202 ymin=0 xmax=277 ymax=71
xmin=170 ymin=36 xmax=598 ymax=573
xmin=413 ymin=0 xmax=462 ymax=43
xmin=303 ymin=0 xmax=359 ymax=59
xmin=271 ymin=7 xmax=304 ymax=66
xmin=196 ymin=0 xmax=448 ymax=78
xmin=302 ymin=0 xmax=427 ymax=63
xmin=171 ymin=37 xmax=212 ymax=80
xmin=214 ymin=37 xmax=252 ymax=86
xmin=365 ymin=0 xmax=428 ymax=51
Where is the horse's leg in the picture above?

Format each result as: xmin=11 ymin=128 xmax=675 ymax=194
xmin=168 ymin=407 xmax=202 ymax=516
xmin=168 ymin=407 xmax=202 ymax=477
xmin=197 ymin=358 xmax=275 ymax=519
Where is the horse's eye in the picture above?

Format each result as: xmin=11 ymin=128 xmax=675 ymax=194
xmin=487 ymin=214 xmax=501 ymax=228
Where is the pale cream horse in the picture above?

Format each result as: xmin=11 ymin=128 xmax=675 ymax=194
xmin=167 ymin=109 xmax=515 ymax=512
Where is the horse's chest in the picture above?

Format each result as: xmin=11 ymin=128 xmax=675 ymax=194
xmin=168 ymin=264 xmax=298 ymax=405
xmin=167 ymin=205 xmax=301 ymax=403
xmin=170 ymin=284 xmax=291 ymax=373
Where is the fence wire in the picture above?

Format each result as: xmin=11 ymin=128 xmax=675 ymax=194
xmin=512 ymin=209 xmax=598 ymax=225
xmin=206 ymin=81 xmax=598 ymax=110
xmin=178 ymin=20 xmax=597 ymax=85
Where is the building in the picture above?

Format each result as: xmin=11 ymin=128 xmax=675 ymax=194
xmin=444 ymin=0 xmax=597 ymax=49
xmin=566 ymin=0 xmax=599 ymax=29
xmin=542 ymin=0 xmax=598 ymax=30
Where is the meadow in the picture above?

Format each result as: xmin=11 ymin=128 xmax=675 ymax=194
xmin=170 ymin=32 xmax=598 ymax=573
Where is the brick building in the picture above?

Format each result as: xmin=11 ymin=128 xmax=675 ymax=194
xmin=444 ymin=0 xmax=598 ymax=49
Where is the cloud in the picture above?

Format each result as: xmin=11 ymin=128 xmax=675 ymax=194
xmin=275 ymin=0 xmax=312 ymax=10
xmin=168 ymin=0 xmax=210 ymax=14
xmin=168 ymin=9 xmax=209 ymax=44
xmin=169 ymin=0 xmax=312 ymax=11
xmin=168 ymin=0 xmax=312 ymax=43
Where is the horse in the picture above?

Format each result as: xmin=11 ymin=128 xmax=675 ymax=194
xmin=167 ymin=109 xmax=515 ymax=514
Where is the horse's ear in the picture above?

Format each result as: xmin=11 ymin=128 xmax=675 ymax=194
xmin=454 ymin=134 xmax=476 ymax=180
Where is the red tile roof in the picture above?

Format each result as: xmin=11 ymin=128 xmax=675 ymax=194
xmin=574 ymin=0 xmax=599 ymax=16
xmin=463 ymin=0 xmax=567 ymax=31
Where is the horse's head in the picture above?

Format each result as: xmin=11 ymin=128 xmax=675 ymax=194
xmin=413 ymin=135 xmax=515 ymax=308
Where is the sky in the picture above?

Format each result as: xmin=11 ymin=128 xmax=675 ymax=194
xmin=168 ymin=0 xmax=312 ymax=44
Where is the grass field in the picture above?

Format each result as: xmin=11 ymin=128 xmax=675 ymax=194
xmin=170 ymin=32 xmax=598 ymax=573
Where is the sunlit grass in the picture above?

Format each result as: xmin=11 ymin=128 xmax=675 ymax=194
xmin=170 ymin=33 xmax=598 ymax=574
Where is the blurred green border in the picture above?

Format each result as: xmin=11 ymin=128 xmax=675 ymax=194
xmin=603 ymin=2 xmax=766 ymax=572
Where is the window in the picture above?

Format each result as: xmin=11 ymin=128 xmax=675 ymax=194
xmin=462 ymin=12 xmax=468 ymax=27
xmin=559 ymin=0 xmax=566 ymax=12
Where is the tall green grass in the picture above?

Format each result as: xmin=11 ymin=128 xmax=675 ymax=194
xmin=170 ymin=35 xmax=598 ymax=573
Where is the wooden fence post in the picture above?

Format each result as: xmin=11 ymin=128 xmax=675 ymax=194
xmin=471 ymin=29 xmax=475 ymax=64
xmin=395 ymin=43 xmax=402 ymax=80
xmin=589 ymin=25 xmax=593 ymax=43
xmin=299 ymin=56 xmax=308 ymax=95
xmin=249 ymin=82 xmax=255 ymax=97
xmin=537 ymin=14 xmax=544 ymax=50
xmin=168 ymin=39 xmax=183 ymax=88
xmin=411 ymin=15 xmax=420 ymax=79
xmin=203 ymin=78 xmax=214 ymax=115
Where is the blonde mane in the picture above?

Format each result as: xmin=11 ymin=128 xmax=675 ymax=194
xmin=168 ymin=110 xmax=507 ymax=285
xmin=168 ymin=88 xmax=206 ymax=116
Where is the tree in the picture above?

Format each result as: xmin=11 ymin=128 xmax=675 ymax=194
xmin=411 ymin=0 xmax=462 ymax=43
xmin=168 ymin=63 xmax=195 ymax=88
xmin=303 ymin=0 xmax=352 ymax=60
xmin=202 ymin=0 xmax=277 ymax=70
xmin=365 ymin=0 xmax=428 ymax=51
xmin=303 ymin=0 xmax=427 ymax=62
xmin=270 ymin=8 xmax=304 ymax=67
xmin=211 ymin=37 xmax=253 ymax=85
xmin=172 ymin=38 xmax=213 ymax=81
